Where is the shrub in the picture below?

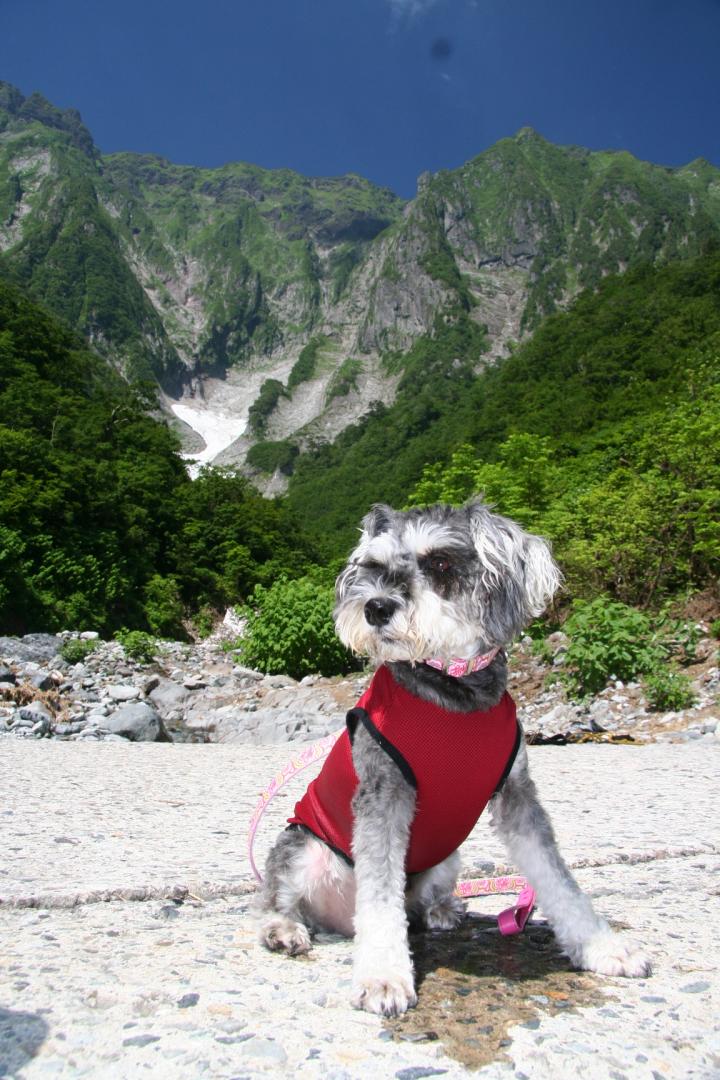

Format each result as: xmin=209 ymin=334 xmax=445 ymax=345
xmin=246 ymin=439 xmax=299 ymax=476
xmin=194 ymin=605 xmax=217 ymax=640
xmin=642 ymin=668 xmax=697 ymax=712
xmin=143 ymin=575 xmax=185 ymax=639
xmin=657 ymin=617 xmax=702 ymax=665
xmin=237 ymin=576 xmax=355 ymax=679
xmin=562 ymin=597 xmax=664 ymax=698
xmin=115 ymin=629 xmax=157 ymax=664
xmin=60 ymin=637 xmax=99 ymax=664
xmin=530 ymin=638 xmax=554 ymax=666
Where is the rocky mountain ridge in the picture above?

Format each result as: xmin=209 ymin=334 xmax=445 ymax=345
xmin=2 ymin=81 xmax=720 ymax=486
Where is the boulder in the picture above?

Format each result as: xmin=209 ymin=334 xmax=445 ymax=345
xmin=148 ymin=678 xmax=191 ymax=717
xmin=0 ymin=634 xmax=61 ymax=663
xmin=103 ymin=702 xmax=169 ymax=742
xmin=107 ymin=684 xmax=141 ymax=702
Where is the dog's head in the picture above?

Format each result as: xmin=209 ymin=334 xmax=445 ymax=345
xmin=334 ymin=500 xmax=561 ymax=665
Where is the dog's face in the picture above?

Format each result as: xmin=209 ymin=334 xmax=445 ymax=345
xmin=334 ymin=500 xmax=561 ymax=664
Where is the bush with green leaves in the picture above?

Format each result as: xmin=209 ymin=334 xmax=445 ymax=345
xmin=143 ymin=575 xmax=185 ymax=639
xmin=237 ymin=576 xmax=354 ymax=680
xmin=60 ymin=637 xmax=100 ymax=664
xmin=642 ymin=668 xmax=697 ymax=712
xmin=115 ymin=629 xmax=158 ymax=664
xmin=562 ymin=598 xmax=665 ymax=698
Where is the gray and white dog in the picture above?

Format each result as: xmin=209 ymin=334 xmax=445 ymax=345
xmin=257 ymin=500 xmax=650 ymax=1017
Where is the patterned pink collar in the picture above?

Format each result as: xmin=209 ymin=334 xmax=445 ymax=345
xmin=422 ymin=647 xmax=501 ymax=678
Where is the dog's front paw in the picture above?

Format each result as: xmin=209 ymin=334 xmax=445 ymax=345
xmin=351 ymin=973 xmax=417 ymax=1017
xmin=580 ymin=932 xmax=651 ymax=978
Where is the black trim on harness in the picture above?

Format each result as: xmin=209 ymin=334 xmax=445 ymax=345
xmin=346 ymin=706 xmax=418 ymax=790
xmin=493 ymin=721 xmax=523 ymax=793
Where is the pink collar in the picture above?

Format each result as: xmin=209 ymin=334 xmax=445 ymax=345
xmin=422 ymin=646 xmax=501 ymax=678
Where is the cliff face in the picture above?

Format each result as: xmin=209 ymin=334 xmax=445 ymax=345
xmin=2 ymin=81 xmax=720 ymax=479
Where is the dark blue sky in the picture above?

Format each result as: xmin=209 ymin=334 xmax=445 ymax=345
xmin=1 ymin=0 xmax=718 ymax=197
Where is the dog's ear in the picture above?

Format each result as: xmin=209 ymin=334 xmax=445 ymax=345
xmin=466 ymin=499 xmax=562 ymax=636
xmin=520 ymin=531 xmax=563 ymax=618
xmin=361 ymin=503 xmax=395 ymax=538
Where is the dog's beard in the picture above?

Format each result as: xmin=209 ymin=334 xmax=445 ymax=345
xmin=334 ymin=591 xmax=486 ymax=664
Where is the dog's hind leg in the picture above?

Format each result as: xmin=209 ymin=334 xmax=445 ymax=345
xmin=490 ymin=743 xmax=651 ymax=977
xmin=406 ymin=850 xmax=465 ymax=930
xmin=257 ymin=827 xmax=356 ymax=955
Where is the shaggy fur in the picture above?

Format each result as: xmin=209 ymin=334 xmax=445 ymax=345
xmin=257 ymin=500 xmax=650 ymax=1016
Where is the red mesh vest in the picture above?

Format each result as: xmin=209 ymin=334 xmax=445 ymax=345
xmin=288 ymin=664 xmax=520 ymax=875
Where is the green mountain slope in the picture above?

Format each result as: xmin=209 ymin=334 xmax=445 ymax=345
xmin=2 ymin=81 xmax=720 ymax=475
xmin=286 ymin=251 xmax=720 ymax=580
xmin=0 ymin=280 xmax=319 ymax=633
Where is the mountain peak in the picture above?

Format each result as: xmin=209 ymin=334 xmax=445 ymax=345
xmin=0 ymin=81 xmax=97 ymax=158
xmin=514 ymin=126 xmax=545 ymax=142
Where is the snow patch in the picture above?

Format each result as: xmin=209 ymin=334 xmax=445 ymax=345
xmin=171 ymin=401 xmax=248 ymax=477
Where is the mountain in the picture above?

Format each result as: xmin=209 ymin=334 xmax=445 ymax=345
xmin=0 ymin=275 xmax=320 ymax=634
xmin=2 ymin=80 xmax=720 ymax=484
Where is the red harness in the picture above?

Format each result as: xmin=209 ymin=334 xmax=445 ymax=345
xmin=288 ymin=664 xmax=521 ymax=875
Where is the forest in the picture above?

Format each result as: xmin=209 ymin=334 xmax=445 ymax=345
xmin=1 ymin=252 xmax=718 ymax=659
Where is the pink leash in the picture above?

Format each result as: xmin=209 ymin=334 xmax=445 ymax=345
xmin=248 ymin=729 xmax=535 ymax=936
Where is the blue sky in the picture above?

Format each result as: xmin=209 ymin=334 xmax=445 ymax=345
xmin=1 ymin=0 xmax=718 ymax=196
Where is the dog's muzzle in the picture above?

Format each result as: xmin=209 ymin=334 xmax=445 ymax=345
xmin=364 ymin=597 xmax=398 ymax=627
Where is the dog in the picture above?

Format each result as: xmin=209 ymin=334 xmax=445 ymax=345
xmin=257 ymin=500 xmax=650 ymax=1016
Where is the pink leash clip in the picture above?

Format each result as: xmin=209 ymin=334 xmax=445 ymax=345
xmin=497 ymin=885 xmax=536 ymax=935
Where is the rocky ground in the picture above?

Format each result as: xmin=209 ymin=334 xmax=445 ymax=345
xmin=0 ymin=739 xmax=717 ymax=1079
xmin=1 ymin=620 xmax=717 ymax=748
xmin=1 ymin=620 xmax=718 ymax=1078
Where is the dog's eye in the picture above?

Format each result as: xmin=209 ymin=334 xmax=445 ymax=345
xmin=360 ymin=559 xmax=384 ymax=572
xmin=428 ymin=556 xmax=451 ymax=574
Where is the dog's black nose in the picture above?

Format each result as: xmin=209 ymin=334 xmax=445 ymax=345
xmin=364 ymin=597 xmax=398 ymax=627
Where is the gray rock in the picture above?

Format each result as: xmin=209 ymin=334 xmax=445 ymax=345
xmin=103 ymin=702 xmax=169 ymax=742
xmin=107 ymin=684 xmax=141 ymax=702
xmin=54 ymin=721 xmax=88 ymax=737
xmin=0 ymin=665 xmax=16 ymax=684
xmin=538 ymin=703 xmax=577 ymax=732
xmin=18 ymin=702 xmax=53 ymax=725
xmin=28 ymin=670 xmax=55 ymax=692
xmin=589 ymin=700 xmax=614 ymax=727
xmin=0 ymin=634 xmax=61 ymax=663
xmin=148 ymin=678 xmax=191 ymax=715
xmin=11 ymin=715 xmax=35 ymax=729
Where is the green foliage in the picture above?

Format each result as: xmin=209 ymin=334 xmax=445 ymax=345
xmin=246 ymin=439 xmax=299 ymax=475
xmin=711 ymin=619 xmax=720 ymax=640
xmin=60 ymin=637 xmax=100 ymax=664
xmin=115 ymin=628 xmax=157 ymax=664
xmin=143 ymin=575 xmax=186 ymax=640
xmin=247 ymin=378 xmax=287 ymax=436
xmin=169 ymin=466 xmax=318 ymax=613
xmin=530 ymin=638 xmax=554 ymax=666
xmin=287 ymin=310 xmax=487 ymax=557
xmin=0 ymin=282 xmax=321 ymax=638
xmin=642 ymin=668 xmax=697 ymax=712
xmin=287 ymin=336 xmax=327 ymax=391
xmin=561 ymin=598 xmax=664 ymax=698
xmin=237 ymin=576 xmax=355 ymax=679
xmin=326 ymin=357 xmax=362 ymax=402
xmin=193 ymin=605 xmax=217 ymax=640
